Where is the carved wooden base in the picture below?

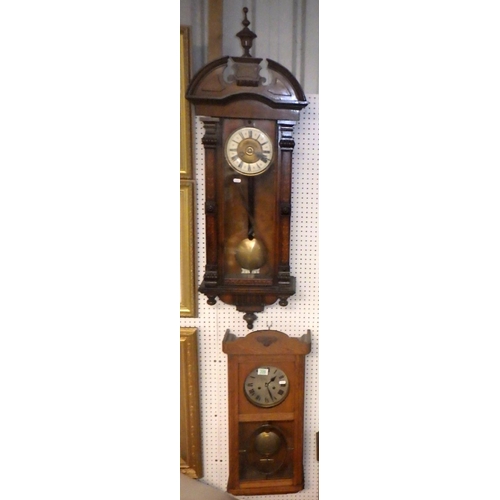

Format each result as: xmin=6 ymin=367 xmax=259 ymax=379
xmin=199 ymin=278 xmax=296 ymax=329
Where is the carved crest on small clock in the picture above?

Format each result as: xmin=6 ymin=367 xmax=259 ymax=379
xmin=256 ymin=335 xmax=278 ymax=347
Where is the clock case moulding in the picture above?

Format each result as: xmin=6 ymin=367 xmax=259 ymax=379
xmin=186 ymin=8 xmax=308 ymax=329
xmin=222 ymin=328 xmax=311 ymax=496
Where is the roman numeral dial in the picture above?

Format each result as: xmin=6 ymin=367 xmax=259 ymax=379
xmin=243 ymin=366 xmax=289 ymax=408
xmin=224 ymin=126 xmax=274 ymax=176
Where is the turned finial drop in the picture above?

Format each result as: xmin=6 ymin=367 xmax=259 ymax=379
xmin=242 ymin=7 xmax=250 ymax=27
xmin=236 ymin=7 xmax=257 ymax=57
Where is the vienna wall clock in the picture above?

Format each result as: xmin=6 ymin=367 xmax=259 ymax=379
xmin=186 ymin=8 xmax=308 ymax=329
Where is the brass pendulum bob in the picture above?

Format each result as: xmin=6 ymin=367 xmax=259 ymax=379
xmin=235 ymin=235 xmax=266 ymax=271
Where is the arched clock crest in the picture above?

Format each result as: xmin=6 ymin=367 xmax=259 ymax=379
xmin=186 ymin=8 xmax=308 ymax=329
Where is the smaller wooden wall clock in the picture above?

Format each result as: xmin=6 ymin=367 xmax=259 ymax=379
xmin=222 ymin=329 xmax=311 ymax=496
xmin=186 ymin=8 xmax=308 ymax=329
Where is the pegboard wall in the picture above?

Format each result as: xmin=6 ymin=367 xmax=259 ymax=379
xmin=180 ymin=95 xmax=319 ymax=500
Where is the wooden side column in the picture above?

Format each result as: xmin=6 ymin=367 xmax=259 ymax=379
xmin=277 ymin=120 xmax=296 ymax=286
xmin=201 ymin=117 xmax=220 ymax=291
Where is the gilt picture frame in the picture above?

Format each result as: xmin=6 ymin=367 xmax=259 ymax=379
xmin=180 ymin=24 xmax=197 ymax=317
xmin=180 ymin=327 xmax=203 ymax=478
xmin=180 ymin=180 xmax=197 ymax=317
xmin=180 ymin=25 xmax=193 ymax=180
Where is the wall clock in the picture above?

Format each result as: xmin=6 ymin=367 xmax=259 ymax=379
xmin=222 ymin=329 xmax=311 ymax=496
xmin=186 ymin=8 xmax=308 ymax=329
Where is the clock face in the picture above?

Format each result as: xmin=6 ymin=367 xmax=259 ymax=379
xmin=244 ymin=366 xmax=289 ymax=408
xmin=225 ymin=126 xmax=273 ymax=176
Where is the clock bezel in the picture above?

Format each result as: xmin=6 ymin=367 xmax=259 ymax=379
xmin=224 ymin=126 xmax=274 ymax=177
xmin=243 ymin=365 xmax=290 ymax=408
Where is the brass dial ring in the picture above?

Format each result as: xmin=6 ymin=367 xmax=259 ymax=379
xmin=237 ymin=138 xmax=262 ymax=164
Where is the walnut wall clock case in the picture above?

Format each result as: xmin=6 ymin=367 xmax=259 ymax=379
xmin=222 ymin=329 xmax=311 ymax=496
xmin=186 ymin=8 xmax=308 ymax=329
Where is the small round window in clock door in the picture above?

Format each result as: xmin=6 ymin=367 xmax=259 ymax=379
xmin=239 ymin=422 xmax=294 ymax=481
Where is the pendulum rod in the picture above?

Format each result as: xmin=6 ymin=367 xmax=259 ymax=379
xmin=247 ymin=176 xmax=255 ymax=240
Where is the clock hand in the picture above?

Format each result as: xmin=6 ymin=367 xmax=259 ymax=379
xmin=267 ymin=386 xmax=275 ymax=401
xmin=255 ymin=152 xmax=269 ymax=162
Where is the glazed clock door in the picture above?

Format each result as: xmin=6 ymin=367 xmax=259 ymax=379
xmin=222 ymin=119 xmax=277 ymax=283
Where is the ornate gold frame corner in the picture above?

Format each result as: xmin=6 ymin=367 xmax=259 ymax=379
xmin=180 ymin=327 xmax=203 ymax=478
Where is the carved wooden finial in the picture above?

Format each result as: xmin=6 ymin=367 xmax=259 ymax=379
xmin=236 ymin=7 xmax=257 ymax=57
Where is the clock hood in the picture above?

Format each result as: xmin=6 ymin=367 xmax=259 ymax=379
xmin=186 ymin=56 xmax=308 ymax=112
